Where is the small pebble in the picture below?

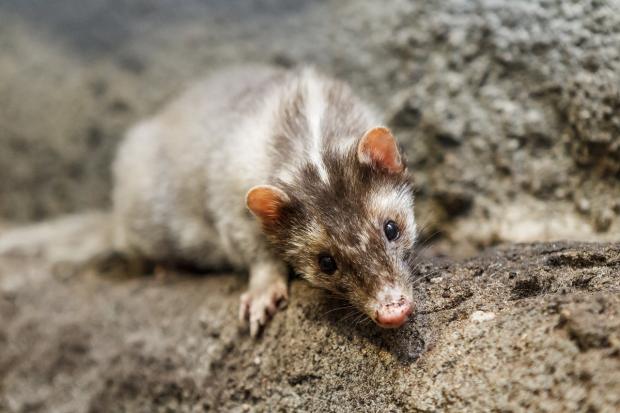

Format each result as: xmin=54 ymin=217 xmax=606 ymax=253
xmin=576 ymin=198 xmax=591 ymax=214
xmin=594 ymin=208 xmax=614 ymax=233
xmin=198 ymin=312 xmax=209 ymax=329
xmin=471 ymin=310 xmax=496 ymax=322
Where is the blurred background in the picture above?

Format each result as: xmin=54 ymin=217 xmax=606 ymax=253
xmin=1 ymin=0 xmax=619 ymax=256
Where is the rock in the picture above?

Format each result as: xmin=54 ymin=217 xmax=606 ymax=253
xmin=1 ymin=218 xmax=618 ymax=411
xmin=386 ymin=0 xmax=620 ymax=252
xmin=577 ymin=198 xmax=591 ymax=215
xmin=470 ymin=310 xmax=496 ymax=323
xmin=593 ymin=207 xmax=614 ymax=233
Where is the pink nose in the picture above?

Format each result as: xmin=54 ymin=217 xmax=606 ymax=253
xmin=375 ymin=298 xmax=414 ymax=328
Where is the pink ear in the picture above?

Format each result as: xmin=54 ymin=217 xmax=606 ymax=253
xmin=357 ymin=127 xmax=404 ymax=174
xmin=246 ymin=185 xmax=289 ymax=226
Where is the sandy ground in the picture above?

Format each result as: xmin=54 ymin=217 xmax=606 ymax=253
xmin=0 ymin=216 xmax=618 ymax=412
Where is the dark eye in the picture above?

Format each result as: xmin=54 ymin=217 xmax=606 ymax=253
xmin=318 ymin=254 xmax=337 ymax=275
xmin=384 ymin=220 xmax=400 ymax=241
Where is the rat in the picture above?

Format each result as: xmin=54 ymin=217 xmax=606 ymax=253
xmin=111 ymin=64 xmax=417 ymax=336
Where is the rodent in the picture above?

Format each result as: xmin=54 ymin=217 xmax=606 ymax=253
xmin=111 ymin=65 xmax=417 ymax=336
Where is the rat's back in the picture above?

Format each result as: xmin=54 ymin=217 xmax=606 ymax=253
xmin=112 ymin=64 xmax=381 ymax=273
xmin=112 ymin=65 xmax=287 ymax=269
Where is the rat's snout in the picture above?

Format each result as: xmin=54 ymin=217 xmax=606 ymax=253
xmin=372 ymin=286 xmax=414 ymax=328
xmin=375 ymin=299 xmax=413 ymax=328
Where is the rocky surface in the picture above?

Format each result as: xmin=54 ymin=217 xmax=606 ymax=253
xmin=0 ymin=216 xmax=619 ymax=412
xmin=1 ymin=0 xmax=619 ymax=256
xmin=385 ymin=0 xmax=620 ymax=255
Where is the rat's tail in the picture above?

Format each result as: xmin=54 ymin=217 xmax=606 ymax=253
xmin=0 ymin=211 xmax=113 ymax=260
xmin=1 ymin=211 xmax=134 ymax=275
xmin=0 ymin=211 xmax=152 ymax=278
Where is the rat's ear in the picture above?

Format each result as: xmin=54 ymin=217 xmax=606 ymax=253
xmin=246 ymin=185 xmax=290 ymax=226
xmin=357 ymin=126 xmax=405 ymax=174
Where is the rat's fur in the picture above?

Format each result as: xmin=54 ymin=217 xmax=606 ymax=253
xmin=111 ymin=65 xmax=417 ymax=335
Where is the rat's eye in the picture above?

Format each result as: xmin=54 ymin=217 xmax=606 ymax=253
xmin=318 ymin=254 xmax=337 ymax=275
xmin=384 ymin=220 xmax=400 ymax=241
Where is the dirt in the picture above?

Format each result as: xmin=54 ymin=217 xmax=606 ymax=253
xmin=0 ymin=216 xmax=618 ymax=412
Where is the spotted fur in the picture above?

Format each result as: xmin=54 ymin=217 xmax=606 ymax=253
xmin=264 ymin=145 xmax=417 ymax=317
xmin=112 ymin=64 xmax=417 ymax=330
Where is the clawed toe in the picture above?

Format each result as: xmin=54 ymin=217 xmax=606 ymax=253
xmin=239 ymin=292 xmax=251 ymax=322
xmin=239 ymin=282 xmax=288 ymax=337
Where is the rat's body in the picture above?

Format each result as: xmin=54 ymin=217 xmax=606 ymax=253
xmin=112 ymin=65 xmax=418 ymax=335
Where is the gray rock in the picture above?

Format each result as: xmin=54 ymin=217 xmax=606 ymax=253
xmin=0 ymin=222 xmax=618 ymax=411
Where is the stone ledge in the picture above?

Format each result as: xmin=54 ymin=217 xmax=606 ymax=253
xmin=1 ymin=233 xmax=618 ymax=412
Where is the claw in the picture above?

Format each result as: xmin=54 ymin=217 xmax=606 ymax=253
xmin=239 ymin=280 xmax=288 ymax=338
xmin=239 ymin=293 xmax=251 ymax=322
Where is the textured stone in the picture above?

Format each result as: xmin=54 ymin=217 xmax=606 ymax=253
xmin=0 ymin=216 xmax=618 ymax=412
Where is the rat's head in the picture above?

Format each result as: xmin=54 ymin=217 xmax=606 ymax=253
xmin=247 ymin=127 xmax=416 ymax=328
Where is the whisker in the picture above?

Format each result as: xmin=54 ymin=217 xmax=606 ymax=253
xmin=352 ymin=312 xmax=370 ymax=327
xmin=321 ymin=304 xmax=356 ymax=318
xmin=339 ymin=308 xmax=362 ymax=324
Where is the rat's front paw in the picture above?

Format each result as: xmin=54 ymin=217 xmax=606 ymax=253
xmin=239 ymin=280 xmax=288 ymax=337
